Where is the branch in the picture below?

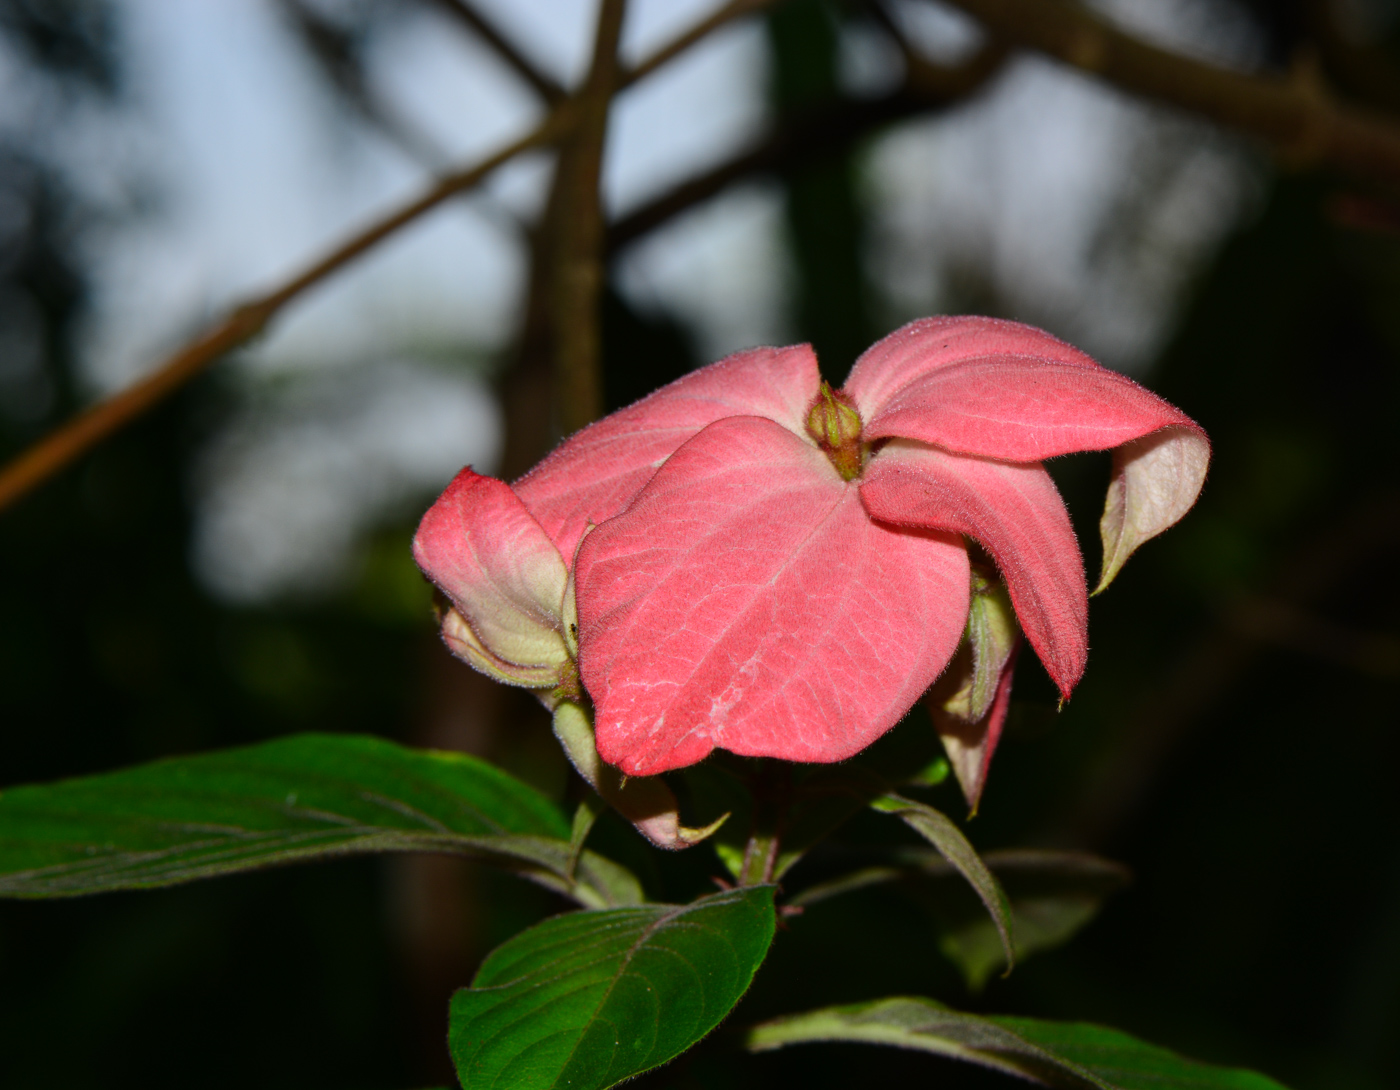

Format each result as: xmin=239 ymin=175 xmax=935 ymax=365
xmin=548 ymin=0 xmax=627 ymax=435
xmin=1063 ymin=490 xmax=1400 ymax=848
xmin=0 ymin=120 xmax=563 ymax=514
xmin=943 ymin=0 xmax=1400 ymax=187
xmin=1304 ymin=0 xmax=1400 ymax=121
xmin=280 ymin=0 xmax=451 ymax=168
xmin=0 ymin=0 xmax=783 ymax=514
xmin=628 ymin=0 xmax=774 ymax=85
xmin=608 ymin=40 xmax=1008 ymax=255
xmin=427 ymin=0 xmax=565 ymax=104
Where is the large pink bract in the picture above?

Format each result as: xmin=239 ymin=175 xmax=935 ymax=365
xmin=415 ymin=317 xmax=1208 ymax=779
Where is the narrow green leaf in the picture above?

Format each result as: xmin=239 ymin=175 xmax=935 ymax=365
xmin=747 ymin=997 xmax=1291 ymax=1089
xmin=918 ymin=850 xmax=1128 ymax=990
xmin=794 ymin=849 xmax=1129 ymax=989
xmin=566 ymin=793 xmax=604 ymax=880
xmin=451 ymin=885 xmax=776 ymax=1090
xmin=0 ymin=732 xmax=642 ymax=907
xmin=871 ymin=793 xmax=1015 ymax=971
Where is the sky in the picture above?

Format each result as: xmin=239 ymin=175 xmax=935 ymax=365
xmin=0 ymin=0 xmax=1262 ymax=601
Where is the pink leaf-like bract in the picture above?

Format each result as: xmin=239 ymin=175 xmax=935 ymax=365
xmin=575 ymin=416 xmax=969 ymax=776
xmin=861 ymin=440 xmax=1087 ymax=697
xmin=929 ymin=640 xmax=1021 ymax=813
xmin=412 ymin=467 xmax=571 ymax=687
xmin=514 ymin=344 xmax=821 ymax=560
xmin=845 ymin=316 xmax=1100 ymax=421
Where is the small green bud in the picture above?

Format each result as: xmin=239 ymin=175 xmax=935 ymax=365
xmin=805 ymin=381 xmax=866 ymax=481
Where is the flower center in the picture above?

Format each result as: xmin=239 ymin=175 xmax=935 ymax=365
xmin=805 ymin=381 xmax=866 ymax=481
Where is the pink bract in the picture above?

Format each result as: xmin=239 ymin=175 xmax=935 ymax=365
xmin=414 ymin=316 xmax=1209 ymax=781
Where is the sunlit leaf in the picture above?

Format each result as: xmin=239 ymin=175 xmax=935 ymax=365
xmin=0 ymin=732 xmax=641 ymax=907
xmin=450 ymin=886 xmax=776 ymax=1090
xmin=748 ymin=996 xmax=1290 ymax=1089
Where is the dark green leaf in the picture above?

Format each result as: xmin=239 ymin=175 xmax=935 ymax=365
xmin=0 ymin=732 xmax=642 ymax=906
xmin=451 ymin=885 xmax=776 ymax=1090
xmin=747 ymin=997 xmax=1290 ymax=1089
xmin=871 ymin=793 xmax=1015 ymax=971
xmin=793 ymin=849 xmax=1130 ymax=989
xmin=921 ymin=850 xmax=1128 ymax=990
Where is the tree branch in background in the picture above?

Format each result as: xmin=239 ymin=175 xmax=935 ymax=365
xmin=1304 ymin=0 xmax=1400 ymax=121
xmin=0 ymin=0 xmax=783 ymax=515
xmin=628 ymin=0 xmax=775 ymax=84
xmin=547 ymin=0 xmax=627 ymax=436
xmin=427 ymin=0 xmax=565 ymax=104
xmin=942 ymin=0 xmax=1400 ymax=188
xmin=279 ymin=0 xmax=452 ymax=168
xmin=0 ymin=118 xmax=564 ymax=515
xmin=1063 ymin=490 xmax=1400 ymax=849
xmin=608 ymin=36 xmax=1009 ymax=254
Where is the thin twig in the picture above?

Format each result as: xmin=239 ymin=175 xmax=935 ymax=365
xmin=627 ymin=0 xmax=772 ymax=85
xmin=0 ymin=0 xmax=784 ymax=514
xmin=427 ymin=0 xmax=565 ymax=103
xmin=548 ymin=0 xmax=627 ymax=436
xmin=608 ymin=40 xmax=1009 ymax=255
xmin=280 ymin=0 xmax=453 ymax=169
xmin=1063 ymin=490 xmax=1400 ymax=848
xmin=944 ymin=0 xmax=1400 ymax=187
xmin=0 ymin=119 xmax=564 ymax=514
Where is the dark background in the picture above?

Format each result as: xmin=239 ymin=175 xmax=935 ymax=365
xmin=1 ymin=1 xmax=1398 ymax=1087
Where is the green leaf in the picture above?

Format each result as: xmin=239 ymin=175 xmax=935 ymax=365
xmin=794 ymin=849 xmax=1129 ymax=990
xmin=871 ymin=792 xmax=1015 ymax=972
xmin=921 ymin=850 xmax=1128 ymax=990
xmin=0 ymin=732 xmax=642 ymax=907
xmin=747 ymin=997 xmax=1291 ymax=1089
xmin=451 ymin=886 xmax=776 ymax=1090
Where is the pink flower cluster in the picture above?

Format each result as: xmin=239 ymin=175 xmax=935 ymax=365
xmin=414 ymin=317 xmax=1207 ymax=797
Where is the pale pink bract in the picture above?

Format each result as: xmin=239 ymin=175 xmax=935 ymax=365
xmin=414 ymin=317 xmax=1208 ymax=784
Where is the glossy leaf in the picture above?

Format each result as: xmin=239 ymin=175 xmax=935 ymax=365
xmin=871 ymin=793 xmax=1015 ymax=971
xmin=748 ymin=997 xmax=1290 ymax=1089
xmin=450 ymin=886 xmax=776 ymax=1090
xmin=0 ymin=733 xmax=642 ymax=907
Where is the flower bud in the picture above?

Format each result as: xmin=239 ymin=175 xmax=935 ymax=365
xmin=927 ymin=566 xmax=1022 ymax=812
xmin=805 ymin=381 xmax=865 ymax=481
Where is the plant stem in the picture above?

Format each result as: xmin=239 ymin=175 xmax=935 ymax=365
xmin=548 ymin=0 xmax=626 ymax=436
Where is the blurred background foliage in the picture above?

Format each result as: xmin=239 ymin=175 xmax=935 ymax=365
xmin=1 ymin=0 xmax=1399 ymax=1087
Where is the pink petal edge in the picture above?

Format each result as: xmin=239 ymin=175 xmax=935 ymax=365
xmin=514 ymin=343 xmax=822 ymax=561
xmin=930 ymin=640 xmax=1021 ymax=813
xmin=412 ymin=467 xmax=571 ymax=679
xmin=844 ymin=316 xmax=1101 ymax=426
xmin=861 ymin=440 xmax=1087 ymax=698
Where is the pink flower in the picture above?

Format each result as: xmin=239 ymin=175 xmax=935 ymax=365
xmin=414 ymin=317 xmax=1208 ymax=792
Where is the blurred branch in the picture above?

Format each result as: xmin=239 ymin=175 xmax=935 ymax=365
xmin=1224 ymin=596 xmax=1400 ymax=679
xmin=0 ymin=119 xmax=564 ymax=515
xmin=279 ymin=0 xmax=452 ymax=168
xmin=1304 ymin=0 xmax=1400 ymax=120
xmin=942 ymin=0 xmax=1400 ymax=188
xmin=1064 ymin=490 xmax=1400 ymax=848
xmin=0 ymin=0 xmax=782 ymax=514
xmin=628 ymin=0 xmax=774 ymax=84
xmin=609 ymin=37 xmax=1008 ymax=254
xmin=426 ymin=0 xmax=565 ymax=104
xmin=548 ymin=0 xmax=627 ymax=435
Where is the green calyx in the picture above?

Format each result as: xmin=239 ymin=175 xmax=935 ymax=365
xmin=805 ymin=381 xmax=866 ymax=481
